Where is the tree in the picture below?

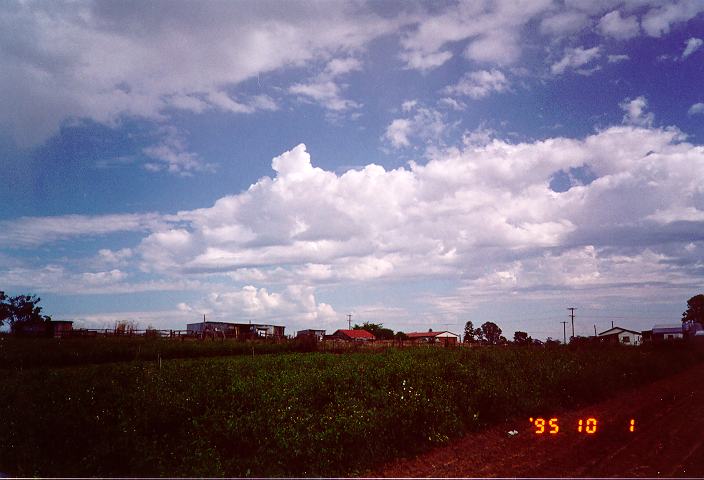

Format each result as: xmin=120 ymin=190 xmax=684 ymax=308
xmin=0 ymin=291 xmax=9 ymax=326
xmin=114 ymin=320 xmax=137 ymax=335
xmin=682 ymin=294 xmax=704 ymax=327
xmin=463 ymin=321 xmax=481 ymax=343
xmin=353 ymin=322 xmax=394 ymax=340
xmin=479 ymin=321 xmax=502 ymax=345
xmin=513 ymin=331 xmax=533 ymax=345
xmin=0 ymin=291 xmax=51 ymax=333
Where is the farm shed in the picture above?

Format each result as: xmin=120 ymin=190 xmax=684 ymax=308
xmin=296 ymin=329 xmax=325 ymax=340
xmin=51 ymin=320 xmax=74 ymax=338
xmin=329 ymin=329 xmax=375 ymax=341
xmin=651 ymin=324 xmax=684 ymax=342
xmin=406 ymin=331 xmax=460 ymax=345
xmin=597 ymin=327 xmax=642 ymax=346
xmin=186 ymin=321 xmax=285 ymax=339
xmin=12 ymin=320 xmax=73 ymax=338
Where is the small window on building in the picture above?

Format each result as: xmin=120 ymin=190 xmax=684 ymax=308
xmin=622 ymin=337 xmax=630 ymax=343
xmin=666 ymin=334 xmax=673 ymax=340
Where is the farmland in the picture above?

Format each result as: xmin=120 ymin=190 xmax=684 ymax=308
xmin=0 ymin=336 xmax=312 ymax=369
xmin=0 ymin=341 xmax=702 ymax=477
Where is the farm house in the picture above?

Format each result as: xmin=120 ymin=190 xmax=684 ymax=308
xmin=329 ymin=329 xmax=375 ymax=341
xmin=406 ymin=330 xmax=460 ymax=345
xmin=186 ymin=321 xmax=285 ymax=339
xmin=597 ymin=326 xmax=642 ymax=346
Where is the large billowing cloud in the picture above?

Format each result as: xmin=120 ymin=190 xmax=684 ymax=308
xmin=2 ymin=111 xmax=704 ymax=326
xmin=132 ymin=120 xmax=704 ymax=301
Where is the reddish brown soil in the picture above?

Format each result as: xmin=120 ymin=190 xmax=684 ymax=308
xmin=368 ymin=364 xmax=704 ymax=477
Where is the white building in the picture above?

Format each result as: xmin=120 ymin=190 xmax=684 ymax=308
xmin=597 ymin=326 xmax=642 ymax=346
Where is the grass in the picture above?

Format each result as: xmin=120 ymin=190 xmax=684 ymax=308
xmin=0 ymin=343 xmax=701 ymax=477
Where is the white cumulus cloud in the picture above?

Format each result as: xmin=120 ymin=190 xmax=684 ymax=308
xmin=181 ymin=284 xmax=338 ymax=329
xmin=688 ymin=103 xmax=704 ymax=115
xmin=128 ymin=122 xmax=704 ymax=302
xmin=597 ymin=10 xmax=640 ymax=40
xmin=383 ymin=105 xmax=449 ymax=149
xmin=620 ymin=96 xmax=654 ymax=127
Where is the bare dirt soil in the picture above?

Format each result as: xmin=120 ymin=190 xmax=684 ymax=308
xmin=369 ymin=364 xmax=704 ymax=477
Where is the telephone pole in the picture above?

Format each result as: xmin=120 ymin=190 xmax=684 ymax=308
xmin=567 ymin=307 xmax=576 ymax=339
xmin=560 ymin=321 xmax=568 ymax=344
xmin=347 ymin=314 xmax=352 ymax=330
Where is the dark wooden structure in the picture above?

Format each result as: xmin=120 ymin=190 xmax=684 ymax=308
xmin=186 ymin=321 xmax=285 ymax=340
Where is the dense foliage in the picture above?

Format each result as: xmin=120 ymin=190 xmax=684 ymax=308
xmin=353 ymin=322 xmax=394 ymax=340
xmin=682 ymin=293 xmax=704 ymax=326
xmin=0 ymin=292 xmax=50 ymax=332
xmin=479 ymin=321 xmax=504 ymax=344
xmin=0 ymin=344 xmax=702 ymax=477
xmin=0 ymin=337 xmax=314 ymax=369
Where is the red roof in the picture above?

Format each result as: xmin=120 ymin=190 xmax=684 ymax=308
xmin=406 ymin=331 xmax=441 ymax=338
xmin=335 ymin=329 xmax=375 ymax=339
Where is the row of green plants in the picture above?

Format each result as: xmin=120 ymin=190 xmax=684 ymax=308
xmin=0 ymin=345 xmax=701 ymax=477
xmin=0 ymin=336 xmax=319 ymax=369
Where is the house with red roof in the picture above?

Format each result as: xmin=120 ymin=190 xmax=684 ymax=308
xmin=329 ymin=329 xmax=375 ymax=341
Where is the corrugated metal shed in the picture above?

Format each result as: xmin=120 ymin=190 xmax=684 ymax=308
xmin=652 ymin=324 xmax=683 ymax=334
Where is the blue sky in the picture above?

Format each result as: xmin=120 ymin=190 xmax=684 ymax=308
xmin=1 ymin=0 xmax=703 ymax=339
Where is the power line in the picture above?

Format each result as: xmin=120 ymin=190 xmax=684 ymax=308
xmin=567 ymin=307 xmax=577 ymax=339
xmin=560 ymin=321 xmax=568 ymax=344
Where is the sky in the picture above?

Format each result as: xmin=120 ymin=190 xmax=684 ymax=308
xmin=1 ymin=0 xmax=703 ymax=340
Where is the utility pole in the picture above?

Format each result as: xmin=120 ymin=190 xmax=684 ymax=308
xmin=560 ymin=321 xmax=568 ymax=344
xmin=347 ymin=314 xmax=352 ymax=330
xmin=594 ymin=324 xmax=597 ymax=337
xmin=567 ymin=307 xmax=576 ymax=339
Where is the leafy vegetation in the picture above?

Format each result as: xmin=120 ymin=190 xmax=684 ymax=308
xmin=0 ymin=337 xmax=313 ymax=369
xmin=682 ymin=293 xmax=704 ymax=326
xmin=353 ymin=321 xmax=395 ymax=340
xmin=0 ymin=291 xmax=51 ymax=333
xmin=0 ymin=344 xmax=702 ymax=477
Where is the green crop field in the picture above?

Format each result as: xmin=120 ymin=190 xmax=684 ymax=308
xmin=0 ymin=336 xmax=316 ymax=369
xmin=0 ymin=342 xmax=701 ymax=477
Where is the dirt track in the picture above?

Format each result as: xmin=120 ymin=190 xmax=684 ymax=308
xmin=369 ymin=364 xmax=704 ymax=477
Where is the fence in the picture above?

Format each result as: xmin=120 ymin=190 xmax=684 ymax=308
xmin=68 ymin=329 xmax=192 ymax=339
